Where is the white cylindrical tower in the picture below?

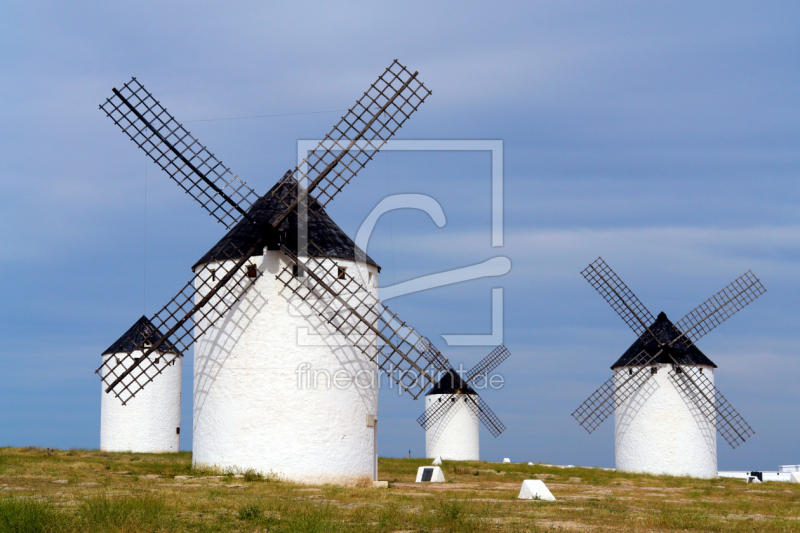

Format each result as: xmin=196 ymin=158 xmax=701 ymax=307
xmin=424 ymin=375 xmax=480 ymax=461
xmin=100 ymin=316 xmax=182 ymax=453
xmin=613 ymin=312 xmax=718 ymax=479
xmin=191 ymin=188 xmax=381 ymax=485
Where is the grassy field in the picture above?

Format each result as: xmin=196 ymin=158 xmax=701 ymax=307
xmin=0 ymin=447 xmax=799 ymax=532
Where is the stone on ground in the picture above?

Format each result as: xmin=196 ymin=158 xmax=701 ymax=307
xmin=415 ymin=466 xmax=445 ymax=483
xmin=518 ymin=479 xmax=556 ymax=501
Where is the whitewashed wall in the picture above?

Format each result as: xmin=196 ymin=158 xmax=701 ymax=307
xmin=100 ymin=353 xmax=181 ymax=453
xmin=192 ymin=249 xmax=380 ymax=485
xmin=425 ymin=393 xmax=480 ymax=461
xmin=614 ymin=363 xmax=717 ymax=478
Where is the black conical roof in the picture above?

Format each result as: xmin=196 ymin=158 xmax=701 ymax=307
xmin=193 ymin=171 xmax=379 ymax=270
xmin=611 ymin=312 xmax=717 ymax=369
xmin=425 ymin=371 xmax=477 ymax=396
xmin=102 ymin=316 xmax=180 ymax=356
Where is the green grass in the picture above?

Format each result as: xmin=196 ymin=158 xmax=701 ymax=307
xmin=0 ymin=448 xmax=799 ymax=532
xmin=0 ymin=496 xmax=65 ymax=533
xmin=77 ymin=495 xmax=172 ymax=531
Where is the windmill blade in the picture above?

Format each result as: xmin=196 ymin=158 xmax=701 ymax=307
xmin=96 ymin=238 xmax=265 ymax=404
xmin=668 ymin=366 xmax=755 ymax=448
xmin=270 ymin=60 xmax=432 ymax=227
xmin=465 ymin=344 xmax=511 ymax=387
xmin=673 ymin=271 xmax=766 ymax=348
xmin=572 ymin=349 xmax=660 ymax=433
xmin=415 ymin=337 xmax=455 ymax=375
xmin=100 ymin=77 xmax=259 ymax=229
xmin=582 ymin=258 xmax=657 ymax=339
xmin=416 ymin=392 xmax=460 ymax=431
xmin=464 ymin=394 xmax=506 ymax=437
xmin=275 ymin=242 xmax=449 ymax=399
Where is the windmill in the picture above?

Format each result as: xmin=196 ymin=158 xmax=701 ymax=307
xmin=572 ymin=257 xmax=766 ymax=478
xmin=100 ymin=316 xmax=182 ymax=453
xmin=416 ymin=343 xmax=511 ymax=460
xmin=96 ymin=61 xmax=507 ymax=484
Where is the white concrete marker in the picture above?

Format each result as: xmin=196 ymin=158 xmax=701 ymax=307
xmin=416 ymin=466 xmax=445 ymax=483
xmin=432 ymin=456 xmax=442 ymax=466
xmin=518 ymin=480 xmax=556 ymax=501
xmin=527 ymin=462 xmax=534 ymax=466
xmin=790 ymin=472 xmax=800 ymax=483
xmin=503 ymin=458 xmax=511 ymax=463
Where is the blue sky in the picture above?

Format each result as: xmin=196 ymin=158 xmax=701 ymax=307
xmin=0 ymin=1 xmax=798 ymax=470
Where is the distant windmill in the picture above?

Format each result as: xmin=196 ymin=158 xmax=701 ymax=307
xmin=96 ymin=61 xmax=507 ymax=484
xmin=100 ymin=316 xmax=181 ymax=453
xmin=572 ymin=258 xmax=765 ymax=478
xmin=417 ymin=344 xmax=510 ymax=460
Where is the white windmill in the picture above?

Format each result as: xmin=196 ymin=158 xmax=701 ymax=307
xmin=418 ymin=344 xmax=510 ymax=461
xmin=572 ymin=258 xmax=766 ymax=479
xmin=100 ymin=316 xmax=182 ymax=453
xmin=96 ymin=61 xmax=508 ymax=484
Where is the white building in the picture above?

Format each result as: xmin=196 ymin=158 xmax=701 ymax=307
xmin=100 ymin=316 xmax=182 ymax=453
xmin=425 ymin=373 xmax=480 ymax=461
xmin=614 ymin=312 xmax=718 ymax=479
xmin=191 ymin=177 xmax=381 ymax=485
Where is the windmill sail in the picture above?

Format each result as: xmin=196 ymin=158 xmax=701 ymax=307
xmin=582 ymin=257 xmax=656 ymax=338
xmin=673 ymin=271 xmax=766 ymax=348
xmin=100 ymin=78 xmax=259 ymax=229
xmin=465 ymin=344 xmax=511 ymax=386
xmin=271 ymin=60 xmax=432 ymax=226
xmin=668 ymin=366 xmax=755 ymax=448
xmin=572 ymin=349 xmax=659 ymax=433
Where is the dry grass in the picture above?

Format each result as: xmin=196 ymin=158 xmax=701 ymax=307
xmin=1 ymin=447 xmax=799 ymax=532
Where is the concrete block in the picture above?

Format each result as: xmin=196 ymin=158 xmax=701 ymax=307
xmin=779 ymin=465 xmax=800 ymax=473
xmin=372 ymin=481 xmax=389 ymax=488
xmin=432 ymin=456 xmax=442 ymax=466
xmin=518 ymin=480 xmax=556 ymax=501
xmin=790 ymin=472 xmax=800 ymax=483
xmin=415 ymin=466 xmax=445 ymax=483
xmin=503 ymin=458 xmax=511 ymax=463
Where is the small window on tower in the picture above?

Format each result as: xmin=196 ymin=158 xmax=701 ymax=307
xmin=337 ymin=266 xmax=347 ymax=280
xmin=209 ymin=268 xmax=217 ymax=281
xmin=628 ymin=368 xmax=633 ymax=375
xmin=246 ymin=264 xmax=258 ymax=279
xmin=154 ymin=357 xmax=160 ymax=365
xmin=651 ymin=367 xmax=658 ymax=375
xmin=369 ymin=272 xmax=375 ymax=286
xmin=292 ymin=264 xmax=305 ymax=278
